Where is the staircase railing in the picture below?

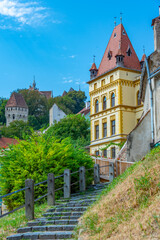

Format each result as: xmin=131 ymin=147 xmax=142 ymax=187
xmin=0 ymin=163 xmax=114 ymax=220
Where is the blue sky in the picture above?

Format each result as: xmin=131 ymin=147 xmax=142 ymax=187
xmin=0 ymin=0 xmax=159 ymax=99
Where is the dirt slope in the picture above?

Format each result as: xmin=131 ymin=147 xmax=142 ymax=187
xmin=77 ymin=147 xmax=160 ymax=240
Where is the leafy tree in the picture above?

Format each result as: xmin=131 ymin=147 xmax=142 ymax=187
xmin=45 ymin=114 xmax=90 ymax=147
xmin=49 ymin=90 xmax=87 ymax=115
xmin=1 ymin=120 xmax=32 ymax=139
xmin=0 ymin=98 xmax=8 ymax=125
xmin=18 ymin=89 xmax=49 ymax=130
xmin=0 ymin=135 xmax=93 ymax=209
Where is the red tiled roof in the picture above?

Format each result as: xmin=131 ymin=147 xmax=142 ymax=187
xmin=6 ymin=92 xmax=28 ymax=108
xmin=141 ymin=54 xmax=146 ymax=62
xmin=62 ymin=90 xmax=67 ymax=97
xmin=40 ymin=91 xmax=52 ymax=99
xmin=89 ymin=63 xmax=98 ymax=71
xmin=77 ymin=107 xmax=90 ymax=116
xmin=97 ymin=24 xmax=141 ymax=76
xmin=151 ymin=16 xmax=160 ymax=26
xmin=0 ymin=137 xmax=19 ymax=148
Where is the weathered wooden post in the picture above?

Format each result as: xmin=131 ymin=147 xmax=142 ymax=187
xmin=47 ymin=173 xmax=55 ymax=206
xmin=64 ymin=169 xmax=71 ymax=199
xmin=94 ymin=164 xmax=100 ymax=184
xmin=109 ymin=163 xmax=115 ymax=182
xmin=25 ymin=179 xmax=34 ymax=220
xmin=79 ymin=166 xmax=86 ymax=192
xmin=0 ymin=205 xmax=2 ymax=216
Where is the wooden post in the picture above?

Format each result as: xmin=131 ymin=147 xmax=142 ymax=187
xmin=109 ymin=163 xmax=115 ymax=182
xmin=25 ymin=179 xmax=34 ymax=220
xmin=0 ymin=205 xmax=2 ymax=216
xmin=79 ymin=167 xmax=86 ymax=192
xmin=94 ymin=164 xmax=100 ymax=184
xmin=64 ymin=169 xmax=71 ymax=199
xmin=47 ymin=173 xmax=55 ymax=206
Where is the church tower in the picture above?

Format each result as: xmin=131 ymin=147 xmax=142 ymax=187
xmin=88 ymin=22 xmax=143 ymax=158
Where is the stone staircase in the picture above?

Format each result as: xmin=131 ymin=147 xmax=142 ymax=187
xmin=6 ymin=184 xmax=107 ymax=240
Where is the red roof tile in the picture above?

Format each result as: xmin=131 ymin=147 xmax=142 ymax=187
xmin=0 ymin=137 xmax=19 ymax=148
xmin=6 ymin=92 xmax=28 ymax=108
xmin=77 ymin=107 xmax=90 ymax=116
xmin=40 ymin=91 xmax=52 ymax=99
xmin=97 ymin=24 xmax=141 ymax=76
xmin=141 ymin=54 xmax=146 ymax=62
xmin=151 ymin=16 xmax=160 ymax=26
xmin=89 ymin=63 xmax=98 ymax=71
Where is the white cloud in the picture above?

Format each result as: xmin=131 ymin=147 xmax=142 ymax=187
xmin=69 ymin=55 xmax=76 ymax=59
xmin=0 ymin=0 xmax=60 ymax=29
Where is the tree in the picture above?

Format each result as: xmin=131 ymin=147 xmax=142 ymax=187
xmin=18 ymin=89 xmax=49 ymax=130
xmin=1 ymin=120 xmax=32 ymax=139
xmin=0 ymin=135 xmax=93 ymax=209
xmin=49 ymin=90 xmax=87 ymax=115
xmin=0 ymin=98 xmax=8 ymax=125
xmin=45 ymin=114 xmax=90 ymax=147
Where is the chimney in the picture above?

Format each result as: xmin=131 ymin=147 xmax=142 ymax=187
xmin=152 ymin=7 xmax=160 ymax=52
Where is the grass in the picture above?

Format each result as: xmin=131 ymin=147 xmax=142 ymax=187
xmin=75 ymin=146 xmax=160 ymax=240
xmin=0 ymin=201 xmax=50 ymax=240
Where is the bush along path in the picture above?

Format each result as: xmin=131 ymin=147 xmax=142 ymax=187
xmin=6 ymin=184 xmax=106 ymax=240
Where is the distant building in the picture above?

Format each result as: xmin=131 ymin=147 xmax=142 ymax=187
xmin=49 ymin=103 xmax=66 ymax=126
xmin=62 ymin=88 xmax=75 ymax=96
xmin=29 ymin=80 xmax=53 ymax=99
xmin=5 ymin=92 xmax=28 ymax=126
xmin=0 ymin=137 xmax=19 ymax=149
xmin=77 ymin=102 xmax=90 ymax=120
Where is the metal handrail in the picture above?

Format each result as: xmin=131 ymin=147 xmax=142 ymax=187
xmin=0 ymin=204 xmax=25 ymax=219
xmin=86 ymin=167 xmax=94 ymax=171
xmin=55 ymin=174 xmax=64 ymax=179
xmin=71 ymin=181 xmax=79 ymax=187
xmin=34 ymin=180 xmax=47 ymax=187
xmin=55 ymin=187 xmax=64 ymax=192
xmin=99 ymin=165 xmax=110 ymax=168
xmin=34 ymin=193 xmax=48 ymax=202
xmin=0 ymin=187 xmax=29 ymax=199
xmin=71 ymin=170 xmax=79 ymax=175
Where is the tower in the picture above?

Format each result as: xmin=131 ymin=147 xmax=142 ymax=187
xmin=5 ymin=92 xmax=28 ymax=126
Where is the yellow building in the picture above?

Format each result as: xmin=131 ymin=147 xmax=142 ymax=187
xmin=88 ymin=23 xmax=144 ymax=158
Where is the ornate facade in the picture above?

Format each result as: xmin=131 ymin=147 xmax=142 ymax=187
xmin=88 ymin=23 xmax=143 ymax=158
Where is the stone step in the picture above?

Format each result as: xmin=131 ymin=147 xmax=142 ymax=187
xmin=56 ymin=202 xmax=92 ymax=207
xmin=43 ymin=211 xmax=83 ymax=217
xmin=28 ymin=219 xmax=78 ymax=227
xmin=46 ymin=206 xmax=87 ymax=212
xmin=17 ymin=225 xmax=75 ymax=233
xmin=7 ymin=231 xmax=73 ymax=239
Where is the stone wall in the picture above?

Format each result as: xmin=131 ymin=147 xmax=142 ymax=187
xmin=126 ymin=111 xmax=151 ymax=162
xmin=5 ymin=107 xmax=28 ymax=126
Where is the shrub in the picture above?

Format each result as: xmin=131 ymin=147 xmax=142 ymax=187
xmin=0 ymin=134 xmax=93 ymax=210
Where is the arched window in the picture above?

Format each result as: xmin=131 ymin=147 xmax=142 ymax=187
xmin=111 ymin=93 xmax=115 ymax=107
xmin=95 ymin=99 xmax=99 ymax=113
xmin=13 ymin=114 xmax=15 ymax=120
xmin=103 ymin=96 xmax=107 ymax=110
xmin=137 ymin=91 xmax=141 ymax=106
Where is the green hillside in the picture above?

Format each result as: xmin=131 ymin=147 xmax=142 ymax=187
xmin=76 ymin=146 xmax=160 ymax=239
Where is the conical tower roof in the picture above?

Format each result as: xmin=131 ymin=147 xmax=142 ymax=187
xmin=89 ymin=62 xmax=98 ymax=71
xmin=97 ymin=24 xmax=141 ymax=77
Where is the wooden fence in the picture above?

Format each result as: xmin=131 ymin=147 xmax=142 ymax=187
xmin=0 ymin=163 xmax=114 ymax=220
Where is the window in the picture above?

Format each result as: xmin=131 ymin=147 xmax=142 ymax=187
xmin=13 ymin=114 xmax=15 ymax=120
xmin=103 ymin=122 xmax=107 ymax=137
xmin=111 ymin=147 xmax=116 ymax=159
xmin=122 ymin=30 xmax=126 ymax=35
xmin=95 ymin=151 xmax=99 ymax=156
xmin=95 ymin=99 xmax=99 ymax=113
xmin=111 ymin=93 xmax=115 ymax=107
xmin=103 ymin=96 xmax=107 ymax=110
xmin=95 ymin=125 xmax=99 ymax=139
xmin=114 ymin=33 xmax=116 ymax=38
xmin=108 ymin=50 xmax=112 ymax=60
xmin=137 ymin=118 xmax=140 ymax=123
xmin=101 ymin=79 xmax=105 ymax=87
xmin=103 ymin=149 xmax=107 ymax=157
xmin=137 ymin=91 xmax=141 ymax=105
xmin=127 ymin=46 xmax=132 ymax=56
xmin=94 ymin=83 xmax=97 ymax=90
xmin=110 ymin=75 xmax=113 ymax=82
xmin=111 ymin=120 xmax=115 ymax=135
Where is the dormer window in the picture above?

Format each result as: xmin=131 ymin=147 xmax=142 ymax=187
xmin=122 ymin=30 xmax=126 ymax=35
xmin=127 ymin=46 xmax=132 ymax=56
xmin=114 ymin=33 xmax=116 ymax=38
xmin=108 ymin=50 xmax=112 ymax=60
